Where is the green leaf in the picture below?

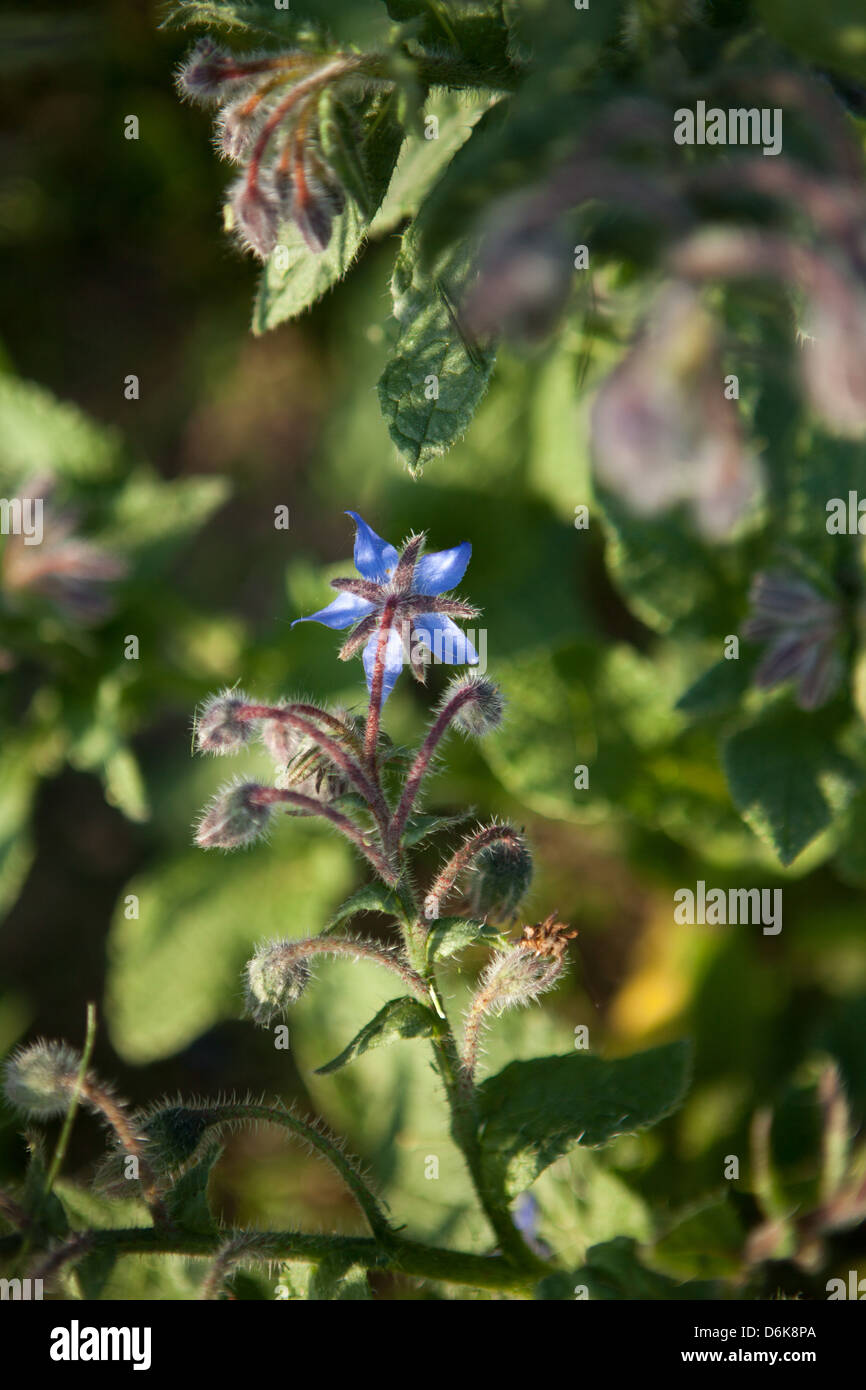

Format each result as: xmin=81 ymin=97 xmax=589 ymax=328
xmin=164 ymin=1145 xmax=222 ymax=1237
xmin=277 ymin=1254 xmax=371 ymax=1300
xmin=253 ymin=94 xmax=403 ymax=332
xmin=327 ymin=880 xmax=403 ymax=928
xmin=0 ymin=739 xmax=37 ymax=917
xmin=676 ymin=657 xmax=755 ymax=718
xmin=370 ymin=92 xmax=491 ymax=236
xmin=315 ymin=995 xmax=436 ymax=1074
xmin=426 ymin=915 xmax=502 ymax=961
xmin=648 ymin=1195 xmax=747 ymax=1281
xmin=476 ymin=1042 xmax=692 ymax=1198
xmin=759 ymin=0 xmax=866 ymax=84
xmin=0 ymin=373 xmax=124 ymax=486
xmin=402 ymin=810 xmax=472 ymax=846
xmin=162 ymin=0 xmax=389 ymax=45
xmin=721 ymin=711 xmax=862 ymax=866
xmin=377 ymin=231 xmax=496 ymax=474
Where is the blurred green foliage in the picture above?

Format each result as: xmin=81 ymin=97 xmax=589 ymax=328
xmin=2 ymin=0 xmax=866 ymax=1300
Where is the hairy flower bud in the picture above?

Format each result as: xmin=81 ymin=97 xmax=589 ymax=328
xmin=216 ymin=103 xmax=261 ymax=163
xmin=194 ymin=780 xmax=272 ymax=850
xmin=446 ymin=672 xmax=504 ymax=737
xmin=229 ymin=175 xmax=281 ymax=260
xmin=176 ymin=40 xmax=236 ymax=104
xmin=470 ymin=833 xmax=533 ymax=921
xmin=195 ymin=690 xmax=253 ymax=755
xmin=244 ymin=941 xmax=311 ymax=1025
xmin=3 ymin=1041 xmax=80 ymax=1118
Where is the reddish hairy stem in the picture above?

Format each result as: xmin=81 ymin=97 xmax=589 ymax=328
xmin=390 ymin=684 xmax=479 ymax=848
xmin=253 ymin=787 xmax=398 ymax=883
xmin=246 ymin=56 xmax=364 ymax=180
xmin=237 ymin=704 xmax=390 ymax=837
xmin=364 ymin=597 xmax=399 ymax=768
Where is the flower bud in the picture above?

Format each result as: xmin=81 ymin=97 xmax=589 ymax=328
xmin=194 ymin=780 xmax=272 ymax=850
xmin=470 ymin=833 xmax=533 ymax=921
xmin=176 ymin=40 xmax=235 ymax=104
xmin=473 ymin=945 xmax=560 ymax=1017
xmin=3 ymin=1041 xmax=80 ymax=1119
xmin=446 ymin=672 xmax=504 ymax=737
xmin=216 ymin=104 xmax=261 ymax=163
xmin=195 ymin=690 xmax=253 ymax=755
xmin=229 ymin=175 xmax=281 ymax=260
xmin=244 ymin=941 xmax=311 ymax=1025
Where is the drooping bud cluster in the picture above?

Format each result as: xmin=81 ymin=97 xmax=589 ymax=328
xmin=743 ymin=571 xmax=843 ymax=711
xmin=469 ymin=831 xmax=533 ymax=922
xmin=176 ymin=38 xmax=370 ymax=259
xmin=3 ymin=1040 xmax=81 ymax=1119
xmin=244 ymin=940 xmax=312 ymax=1025
xmin=194 ymin=779 xmax=274 ymax=850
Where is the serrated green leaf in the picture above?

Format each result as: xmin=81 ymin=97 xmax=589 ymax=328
xmin=426 ymin=915 xmax=502 ymax=961
xmin=721 ymin=711 xmax=862 ymax=866
xmin=477 ymin=1042 xmax=692 ymax=1198
xmin=370 ymin=92 xmax=491 ymax=236
xmin=377 ymin=232 xmax=496 ymax=473
xmin=315 ymin=995 xmax=435 ymax=1074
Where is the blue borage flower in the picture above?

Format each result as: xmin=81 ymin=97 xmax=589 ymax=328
xmin=292 ymin=512 xmax=481 ymax=703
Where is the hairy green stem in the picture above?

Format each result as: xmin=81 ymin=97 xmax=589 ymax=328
xmin=2 ymin=1226 xmax=538 ymax=1296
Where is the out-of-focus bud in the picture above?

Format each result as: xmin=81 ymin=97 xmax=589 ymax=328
xmin=3 ymin=1040 xmax=80 ymax=1118
xmin=1 ymin=480 xmax=126 ymax=624
xmin=228 ymin=175 xmax=281 ymax=260
xmin=194 ymin=780 xmax=273 ymax=849
xmin=469 ymin=830 xmax=533 ymax=921
xmin=463 ymin=194 xmax=572 ymax=342
xmin=445 ymin=672 xmax=505 ymax=737
xmin=591 ymin=283 xmax=758 ymax=540
xmin=743 ymin=571 xmax=842 ymax=711
xmin=195 ymin=690 xmax=253 ymax=755
xmin=244 ymin=940 xmax=311 ymax=1025
xmin=800 ymin=256 xmax=866 ymax=439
